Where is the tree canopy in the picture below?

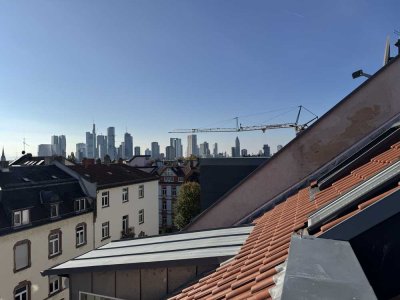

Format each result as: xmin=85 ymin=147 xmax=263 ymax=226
xmin=174 ymin=182 xmax=201 ymax=230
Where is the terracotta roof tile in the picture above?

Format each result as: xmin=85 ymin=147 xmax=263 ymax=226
xmin=168 ymin=142 xmax=400 ymax=300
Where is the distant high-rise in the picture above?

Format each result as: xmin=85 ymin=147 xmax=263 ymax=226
xmin=241 ymin=149 xmax=248 ymax=156
xmin=107 ymin=127 xmax=116 ymax=161
xmin=59 ymin=135 xmax=66 ymax=157
xmin=124 ymin=132 xmax=133 ymax=159
xmin=134 ymin=146 xmax=141 ymax=156
xmin=263 ymin=144 xmax=271 ymax=157
xmin=97 ymin=135 xmax=107 ymax=160
xmin=213 ymin=143 xmax=218 ymax=157
xmin=151 ymin=142 xmax=160 ymax=159
xmin=75 ymin=143 xmax=86 ymax=162
xmin=235 ymin=136 xmax=240 ymax=157
xmin=1 ymin=147 xmax=5 ymax=162
xmin=165 ymin=146 xmax=175 ymax=160
xmin=51 ymin=135 xmax=60 ymax=156
xmin=38 ymin=144 xmax=53 ymax=157
xmin=0 ymin=147 xmax=7 ymax=168
xmin=231 ymin=147 xmax=236 ymax=158
xmin=145 ymin=148 xmax=151 ymax=156
xmin=117 ymin=143 xmax=124 ymax=160
xmin=85 ymin=124 xmax=96 ymax=159
xmin=199 ymin=142 xmax=210 ymax=158
xmin=170 ymin=138 xmax=183 ymax=159
xmin=187 ymin=135 xmax=198 ymax=157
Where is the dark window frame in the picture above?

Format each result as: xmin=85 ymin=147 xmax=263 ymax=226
xmin=101 ymin=221 xmax=110 ymax=241
xmin=13 ymin=239 xmax=31 ymax=273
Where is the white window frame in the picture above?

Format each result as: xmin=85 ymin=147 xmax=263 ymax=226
xmin=122 ymin=187 xmax=129 ymax=202
xmin=75 ymin=198 xmax=86 ymax=212
xmin=79 ymin=291 xmax=124 ymax=300
xmin=14 ymin=284 xmax=28 ymax=300
xmin=162 ymin=201 xmax=167 ymax=210
xmin=13 ymin=209 xmax=30 ymax=227
xmin=122 ymin=215 xmax=129 ymax=234
xmin=102 ymin=191 xmax=109 ymax=207
xmin=139 ymin=185 xmax=144 ymax=198
xmin=49 ymin=232 xmax=61 ymax=257
xmin=102 ymin=222 xmax=110 ymax=240
xmin=76 ymin=225 xmax=86 ymax=246
xmin=50 ymin=204 xmax=59 ymax=218
xmin=162 ymin=187 xmax=167 ymax=196
xmin=49 ymin=275 xmax=61 ymax=295
xmin=139 ymin=209 xmax=144 ymax=224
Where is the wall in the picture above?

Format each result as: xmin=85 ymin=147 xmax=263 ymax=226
xmin=186 ymin=57 xmax=400 ymax=230
xmin=0 ymin=213 xmax=93 ymax=300
xmin=70 ymin=264 xmax=216 ymax=300
xmin=95 ymin=180 xmax=159 ymax=248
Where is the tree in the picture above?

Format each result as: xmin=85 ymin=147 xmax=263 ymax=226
xmin=174 ymin=182 xmax=201 ymax=230
xmin=67 ymin=152 xmax=76 ymax=162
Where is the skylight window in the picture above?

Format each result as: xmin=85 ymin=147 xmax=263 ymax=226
xmin=107 ymin=171 xmax=113 ymax=175
xmin=22 ymin=177 xmax=30 ymax=182
xmin=51 ymin=175 xmax=58 ymax=179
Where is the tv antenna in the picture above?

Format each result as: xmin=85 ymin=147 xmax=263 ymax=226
xmin=22 ymin=138 xmax=29 ymax=154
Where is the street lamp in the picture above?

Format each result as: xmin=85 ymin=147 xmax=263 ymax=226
xmin=352 ymin=69 xmax=372 ymax=79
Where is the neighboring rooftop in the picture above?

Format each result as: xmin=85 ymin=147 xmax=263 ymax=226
xmin=68 ymin=163 xmax=159 ymax=188
xmin=44 ymin=225 xmax=254 ymax=275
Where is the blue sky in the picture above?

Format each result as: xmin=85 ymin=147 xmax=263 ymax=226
xmin=0 ymin=1 xmax=399 ymax=159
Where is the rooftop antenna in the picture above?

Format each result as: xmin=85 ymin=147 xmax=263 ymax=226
xmin=22 ymin=138 xmax=29 ymax=155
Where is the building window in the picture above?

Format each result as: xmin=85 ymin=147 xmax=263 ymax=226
xmin=122 ymin=187 xmax=129 ymax=202
xmin=48 ymin=229 xmax=62 ymax=258
xmin=164 ymin=176 xmax=174 ymax=182
xmin=102 ymin=222 xmax=110 ymax=240
xmin=139 ymin=209 xmax=144 ymax=224
xmin=122 ymin=215 xmax=129 ymax=234
xmin=75 ymin=198 xmax=86 ymax=212
xmin=162 ymin=216 xmax=167 ymax=225
xmin=14 ymin=281 xmax=31 ymax=300
xmin=178 ymin=177 xmax=184 ymax=182
xmin=13 ymin=240 xmax=31 ymax=272
xmin=50 ymin=204 xmax=59 ymax=218
xmin=49 ymin=275 xmax=61 ymax=296
xmin=139 ymin=185 xmax=144 ymax=198
xmin=162 ymin=187 xmax=167 ymax=197
xmin=172 ymin=187 xmax=177 ymax=197
xmin=13 ymin=209 xmax=30 ymax=227
xmin=102 ymin=191 xmax=109 ymax=207
xmin=162 ymin=201 xmax=167 ymax=210
xmin=76 ymin=223 xmax=87 ymax=247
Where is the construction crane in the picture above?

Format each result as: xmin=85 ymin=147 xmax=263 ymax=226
xmin=169 ymin=105 xmax=318 ymax=134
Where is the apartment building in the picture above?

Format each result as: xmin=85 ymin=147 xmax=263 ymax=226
xmin=0 ymin=165 xmax=94 ymax=300
xmin=58 ymin=162 xmax=160 ymax=247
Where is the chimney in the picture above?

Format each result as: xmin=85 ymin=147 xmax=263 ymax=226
xmin=82 ymin=158 xmax=95 ymax=168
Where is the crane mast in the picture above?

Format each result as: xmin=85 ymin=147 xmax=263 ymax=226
xmin=169 ymin=106 xmax=318 ymax=134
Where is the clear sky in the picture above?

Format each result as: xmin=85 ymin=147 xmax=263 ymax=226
xmin=0 ymin=1 xmax=399 ymax=159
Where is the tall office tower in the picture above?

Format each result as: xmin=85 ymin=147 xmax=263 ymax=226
xmin=117 ymin=143 xmax=124 ymax=160
xmin=107 ymin=127 xmax=116 ymax=161
xmin=145 ymin=148 xmax=151 ymax=156
xmin=263 ymin=144 xmax=271 ymax=157
xmin=199 ymin=142 xmax=210 ymax=158
xmin=38 ymin=144 xmax=54 ymax=156
xmin=151 ymin=142 xmax=160 ymax=159
xmin=186 ymin=134 xmax=198 ymax=157
xmin=75 ymin=143 xmax=86 ymax=162
xmin=51 ymin=135 xmax=60 ymax=155
xmin=59 ymin=135 xmax=66 ymax=157
xmin=235 ymin=136 xmax=241 ymax=157
xmin=231 ymin=147 xmax=236 ymax=158
xmin=241 ymin=149 xmax=248 ymax=156
xmin=97 ymin=135 xmax=108 ymax=160
xmin=85 ymin=132 xmax=94 ymax=158
xmin=134 ymin=146 xmax=141 ymax=156
xmin=213 ymin=143 xmax=218 ymax=157
xmin=124 ymin=132 xmax=133 ymax=159
xmin=277 ymin=145 xmax=283 ymax=152
xmin=165 ymin=146 xmax=175 ymax=160
xmin=170 ymin=138 xmax=182 ymax=159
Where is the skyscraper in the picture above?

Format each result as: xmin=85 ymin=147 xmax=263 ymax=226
xmin=151 ymin=142 xmax=160 ymax=159
xmin=97 ymin=135 xmax=108 ymax=160
xmin=213 ymin=143 xmax=218 ymax=157
xmin=235 ymin=136 xmax=240 ymax=157
xmin=187 ymin=135 xmax=198 ymax=157
xmin=165 ymin=146 xmax=175 ymax=160
xmin=85 ymin=124 xmax=96 ymax=159
xmin=124 ymin=132 xmax=133 ymax=159
xmin=241 ymin=149 xmax=248 ymax=156
xmin=107 ymin=127 xmax=116 ymax=161
xmin=75 ymin=143 xmax=86 ymax=162
xmin=51 ymin=135 xmax=60 ymax=156
xmin=199 ymin=142 xmax=210 ymax=158
xmin=145 ymin=148 xmax=151 ymax=156
xmin=263 ymin=144 xmax=271 ymax=157
xmin=170 ymin=138 xmax=183 ymax=159
xmin=134 ymin=146 xmax=141 ymax=156
xmin=38 ymin=144 xmax=53 ymax=156
xmin=59 ymin=135 xmax=66 ymax=157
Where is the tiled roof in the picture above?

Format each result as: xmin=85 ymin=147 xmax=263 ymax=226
xmin=69 ymin=163 xmax=158 ymax=188
xmin=169 ymin=141 xmax=400 ymax=300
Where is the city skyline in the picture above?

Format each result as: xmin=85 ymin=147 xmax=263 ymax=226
xmin=1 ymin=1 xmax=399 ymax=159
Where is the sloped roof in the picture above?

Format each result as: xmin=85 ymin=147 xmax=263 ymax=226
xmin=68 ymin=163 xmax=158 ymax=188
xmin=169 ymin=141 xmax=400 ymax=299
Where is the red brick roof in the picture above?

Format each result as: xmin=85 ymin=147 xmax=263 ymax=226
xmin=169 ymin=141 xmax=400 ymax=300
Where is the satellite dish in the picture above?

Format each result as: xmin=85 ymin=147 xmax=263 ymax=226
xmin=383 ymin=36 xmax=391 ymax=66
